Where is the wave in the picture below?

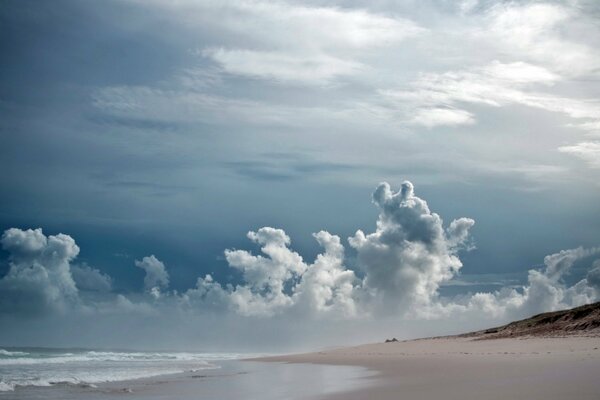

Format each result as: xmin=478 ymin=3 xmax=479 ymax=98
xmin=0 ymin=350 xmax=241 ymax=366
xmin=0 ymin=368 xmax=186 ymax=392
xmin=0 ymin=349 xmax=29 ymax=357
xmin=0 ymin=349 xmax=243 ymax=392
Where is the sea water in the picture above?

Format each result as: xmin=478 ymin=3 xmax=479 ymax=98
xmin=0 ymin=347 xmax=373 ymax=399
xmin=0 ymin=347 xmax=237 ymax=392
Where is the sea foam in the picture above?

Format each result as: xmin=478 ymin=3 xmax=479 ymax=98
xmin=0 ymin=348 xmax=241 ymax=392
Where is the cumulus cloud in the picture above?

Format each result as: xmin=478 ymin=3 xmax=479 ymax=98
xmin=451 ymin=246 xmax=600 ymax=320
xmin=135 ymin=255 xmax=170 ymax=291
xmin=0 ymin=182 xmax=598 ymax=345
xmin=587 ymin=260 xmax=600 ymax=291
xmin=221 ymin=227 xmax=305 ymax=315
xmin=186 ymin=227 xmax=360 ymax=317
xmin=0 ymin=228 xmax=80 ymax=315
xmin=179 ymin=181 xmax=475 ymax=318
xmin=71 ymin=264 xmax=112 ymax=292
xmin=349 ymin=181 xmax=474 ymax=314
xmin=292 ymin=231 xmax=358 ymax=317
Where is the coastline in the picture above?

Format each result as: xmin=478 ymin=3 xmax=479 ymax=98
xmin=251 ymin=336 xmax=600 ymax=400
xmin=0 ymin=359 xmax=372 ymax=400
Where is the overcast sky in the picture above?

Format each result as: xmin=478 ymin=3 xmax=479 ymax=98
xmin=1 ymin=0 xmax=600 ymax=351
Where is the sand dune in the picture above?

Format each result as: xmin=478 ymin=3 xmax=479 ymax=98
xmin=461 ymin=301 xmax=600 ymax=340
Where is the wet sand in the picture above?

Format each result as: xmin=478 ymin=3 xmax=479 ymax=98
xmin=254 ymin=336 xmax=600 ymax=400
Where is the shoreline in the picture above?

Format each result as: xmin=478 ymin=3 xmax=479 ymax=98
xmin=0 ymin=359 xmax=371 ymax=400
xmin=251 ymin=336 xmax=600 ymax=400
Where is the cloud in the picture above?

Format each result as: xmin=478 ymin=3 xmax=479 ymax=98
xmin=292 ymin=231 xmax=359 ymax=317
xmin=382 ymin=60 xmax=600 ymax=127
xmin=411 ymin=107 xmax=475 ymax=128
xmin=450 ymin=246 xmax=600 ymax=320
xmin=381 ymin=57 xmax=600 ymax=168
xmin=180 ymin=182 xmax=475 ymax=318
xmin=587 ymin=260 xmax=600 ymax=291
xmin=139 ymin=0 xmax=422 ymax=84
xmin=486 ymin=3 xmax=600 ymax=77
xmin=2 ymin=181 xmax=599 ymax=324
xmin=222 ymin=227 xmax=305 ymax=315
xmin=92 ymin=85 xmax=334 ymax=127
xmin=85 ymin=1 xmax=600 ymax=187
xmin=349 ymin=181 xmax=474 ymax=314
xmin=569 ymin=121 xmax=600 ymax=137
xmin=71 ymin=264 xmax=112 ymax=292
xmin=0 ymin=228 xmax=80 ymax=315
xmin=1 ymin=182 xmax=599 ymax=349
xmin=188 ymin=227 xmax=360 ymax=317
xmin=203 ymin=48 xmax=362 ymax=84
xmin=558 ymin=142 xmax=600 ymax=168
xmin=142 ymin=0 xmax=423 ymax=50
xmin=135 ymin=255 xmax=170 ymax=291
xmin=3 ymin=182 xmax=598 ymax=325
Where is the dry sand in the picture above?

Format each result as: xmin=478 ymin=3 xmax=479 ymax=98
xmin=254 ymin=336 xmax=600 ymax=399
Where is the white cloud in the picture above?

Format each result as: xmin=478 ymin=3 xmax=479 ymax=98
xmin=382 ymin=61 xmax=600 ymax=126
xmin=291 ymin=231 xmax=359 ymax=317
xmin=381 ymin=58 xmax=600 ymax=168
xmin=135 ymin=255 xmax=170 ymax=291
xmin=138 ymin=0 xmax=422 ymax=84
xmin=4 ymin=182 xmax=597 ymax=325
xmin=139 ymin=0 xmax=423 ymax=50
xmin=569 ymin=121 xmax=600 ymax=137
xmin=203 ymin=48 xmax=362 ymax=84
xmin=481 ymin=61 xmax=559 ymax=84
xmin=221 ymin=227 xmax=305 ymax=316
xmin=444 ymin=246 xmax=600 ymax=320
xmin=179 ymin=182 xmax=476 ymax=318
xmin=189 ymin=227 xmax=360 ymax=317
xmin=349 ymin=181 xmax=474 ymax=314
xmin=587 ymin=260 xmax=600 ymax=291
xmin=486 ymin=3 xmax=600 ymax=76
xmin=0 ymin=228 xmax=80 ymax=315
xmin=411 ymin=107 xmax=475 ymax=127
xmin=1 ymin=181 xmax=599 ymax=347
xmin=225 ymin=227 xmax=307 ymax=293
xmin=558 ymin=142 xmax=600 ymax=168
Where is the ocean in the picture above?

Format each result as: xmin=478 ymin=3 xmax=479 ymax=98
xmin=0 ymin=347 xmax=372 ymax=399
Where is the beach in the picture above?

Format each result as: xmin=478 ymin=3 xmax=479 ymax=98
xmin=255 ymin=336 xmax=600 ymax=400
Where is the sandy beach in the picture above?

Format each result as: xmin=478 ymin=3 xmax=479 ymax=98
xmin=255 ymin=336 xmax=600 ymax=400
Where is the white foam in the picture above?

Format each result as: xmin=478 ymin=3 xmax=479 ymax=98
xmin=0 ymin=351 xmax=241 ymax=366
xmin=0 ymin=349 xmax=242 ymax=392
xmin=0 ymin=349 xmax=29 ymax=357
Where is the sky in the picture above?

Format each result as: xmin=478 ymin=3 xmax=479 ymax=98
xmin=1 ymin=0 xmax=600 ymax=351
